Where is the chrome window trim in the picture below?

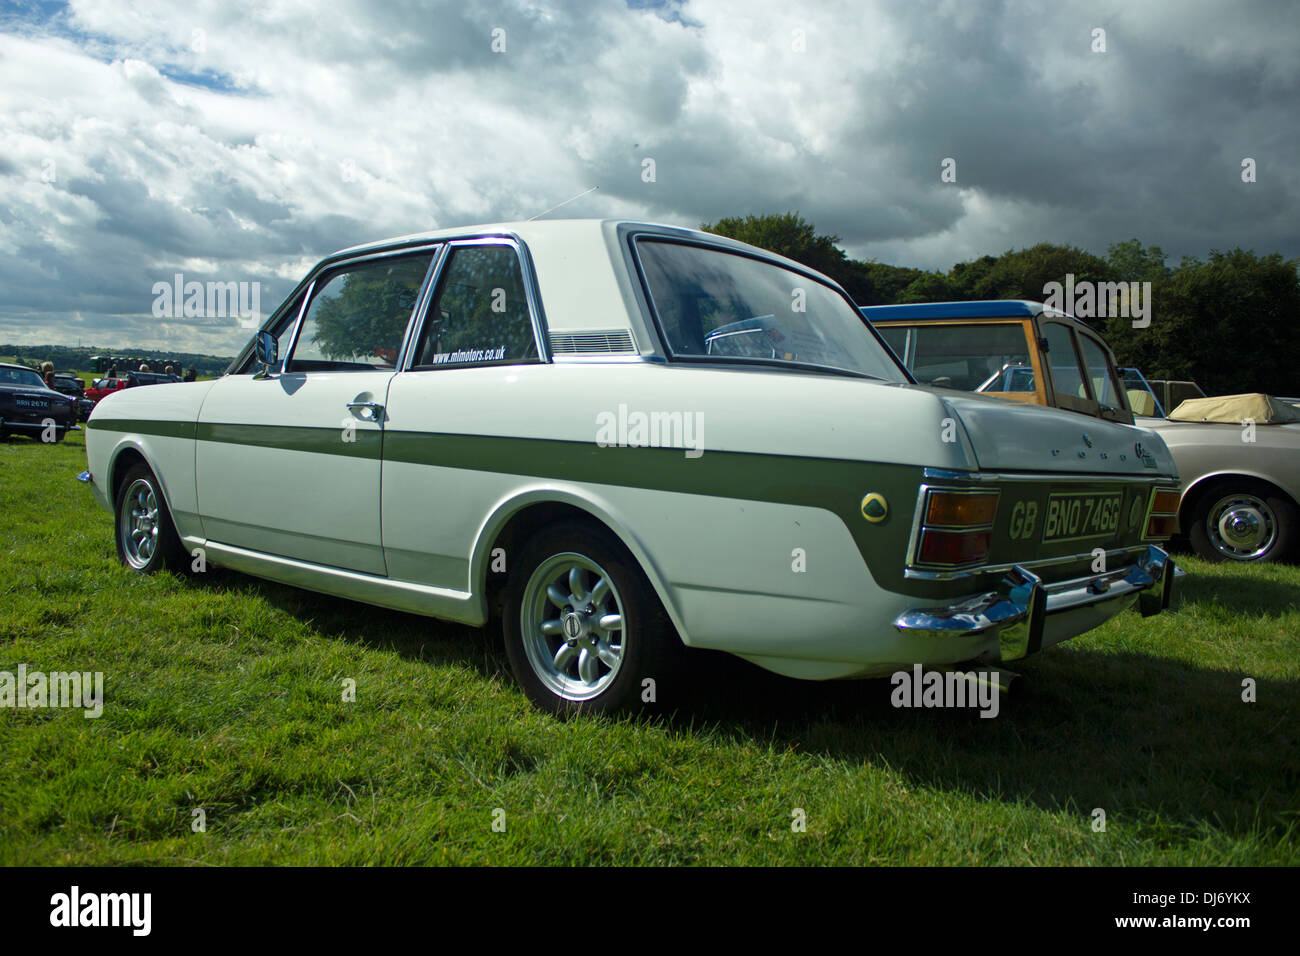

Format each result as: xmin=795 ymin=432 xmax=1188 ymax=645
xmin=622 ymin=229 xmax=911 ymax=382
xmin=400 ymin=235 xmax=550 ymax=372
xmin=278 ymin=278 xmax=315 ymax=374
xmin=283 ymin=243 xmax=444 ymax=374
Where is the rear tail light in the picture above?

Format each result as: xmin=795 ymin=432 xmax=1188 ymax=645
xmin=919 ymin=528 xmax=992 ymax=566
xmin=925 ymin=490 xmax=999 ymax=527
xmin=913 ymin=488 xmax=1000 ymax=569
xmin=1145 ymin=486 xmax=1181 ymax=539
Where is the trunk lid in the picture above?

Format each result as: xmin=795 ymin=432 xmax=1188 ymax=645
xmin=937 ymin=389 xmax=1177 ymax=477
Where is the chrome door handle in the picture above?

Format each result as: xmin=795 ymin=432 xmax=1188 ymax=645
xmin=347 ymin=401 xmax=384 ymax=421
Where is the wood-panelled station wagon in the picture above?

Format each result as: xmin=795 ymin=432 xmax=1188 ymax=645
xmin=868 ymin=301 xmax=1299 ymax=564
xmin=80 ymin=222 xmax=1181 ymax=714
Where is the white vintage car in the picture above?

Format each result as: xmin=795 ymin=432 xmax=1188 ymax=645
xmin=80 ymin=221 xmax=1183 ymax=714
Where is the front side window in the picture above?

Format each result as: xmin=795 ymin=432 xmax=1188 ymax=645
xmin=635 ymin=239 xmax=906 ymax=381
xmin=288 ymin=252 xmax=435 ymax=372
xmin=412 ymin=244 xmax=540 ymax=368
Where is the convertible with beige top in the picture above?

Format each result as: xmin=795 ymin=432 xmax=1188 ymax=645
xmin=79 ymin=221 xmax=1181 ymax=713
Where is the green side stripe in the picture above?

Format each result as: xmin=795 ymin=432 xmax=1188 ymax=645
xmin=86 ymin=418 xmax=197 ymax=440
xmin=87 ymin=418 xmax=946 ymax=597
xmin=196 ymin=422 xmax=381 ymax=459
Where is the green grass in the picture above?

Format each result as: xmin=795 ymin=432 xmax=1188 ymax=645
xmin=1 ymin=431 xmax=1297 ymax=865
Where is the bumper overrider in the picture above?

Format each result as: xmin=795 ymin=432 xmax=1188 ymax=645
xmin=894 ymin=545 xmax=1177 ymax=662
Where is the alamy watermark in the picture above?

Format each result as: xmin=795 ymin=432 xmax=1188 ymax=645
xmin=1043 ymin=274 xmax=1151 ymax=328
xmin=891 ymin=664 xmax=1000 ymax=718
xmin=1 ymin=665 xmax=103 ymax=718
xmin=151 ymin=273 xmax=261 ymax=328
xmin=595 ymin=403 xmax=705 ymax=459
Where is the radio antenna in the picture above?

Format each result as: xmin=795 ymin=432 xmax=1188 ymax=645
xmin=528 ymin=185 xmax=598 ymax=221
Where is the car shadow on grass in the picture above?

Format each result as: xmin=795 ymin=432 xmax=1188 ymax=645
xmin=186 ymin=565 xmax=508 ymax=682
xmin=1173 ymin=564 xmax=1300 ymax=617
xmin=180 ymin=565 xmax=1295 ymax=838
xmin=669 ymin=645 xmax=1298 ymax=839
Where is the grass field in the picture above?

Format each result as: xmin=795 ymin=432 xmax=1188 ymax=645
xmin=1 ymin=429 xmax=1296 ymax=865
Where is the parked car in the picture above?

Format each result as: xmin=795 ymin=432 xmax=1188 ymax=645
xmin=0 ymin=362 xmax=77 ymax=441
xmin=1130 ymin=391 xmax=1300 ymax=563
xmin=871 ymin=302 xmax=1300 ymax=563
xmin=49 ymin=372 xmax=85 ymax=396
xmin=1145 ymin=378 xmax=1207 ymax=417
xmin=85 ymin=371 xmax=180 ymax=407
xmin=79 ymin=222 xmax=1181 ymax=714
xmin=47 ymin=373 xmax=95 ymax=421
xmin=85 ymin=377 xmax=130 ymax=404
xmin=866 ymin=300 xmax=1137 ymax=425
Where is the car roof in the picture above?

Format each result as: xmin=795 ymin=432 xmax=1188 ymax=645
xmin=861 ymin=300 xmax=1053 ymax=320
xmin=0 ymin=362 xmax=41 ymax=373
xmin=325 ymin=218 xmax=813 ymax=272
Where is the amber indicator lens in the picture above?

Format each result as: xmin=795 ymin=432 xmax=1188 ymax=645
xmin=926 ymin=491 xmax=999 ymax=527
xmin=1151 ymin=489 xmax=1181 ymax=514
xmin=1145 ymin=514 xmax=1178 ymax=539
xmin=918 ymin=529 xmax=992 ymax=566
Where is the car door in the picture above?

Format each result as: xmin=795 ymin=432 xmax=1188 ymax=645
xmin=196 ymin=247 xmax=439 ymax=575
xmin=379 ymin=238 xmax=547 ymax=590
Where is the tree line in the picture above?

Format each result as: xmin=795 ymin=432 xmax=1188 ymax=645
xmin=702 ymin=213 xmax=1300 ymax=397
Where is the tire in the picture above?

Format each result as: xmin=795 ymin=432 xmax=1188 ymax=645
xmin=502 ymin=521 xmax=683 ymax=716
xmin=113 ymin=462 xmax=191 ymax=574
xmin=1187 ymin=480 xmax=1297 ymax=563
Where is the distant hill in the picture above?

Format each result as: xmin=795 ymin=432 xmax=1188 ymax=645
xmin=0 ymin=344 xmax=235 ymax=377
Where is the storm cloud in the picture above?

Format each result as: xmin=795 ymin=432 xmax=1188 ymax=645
xmin=1 ymin=0 xmax=1296 ymax=353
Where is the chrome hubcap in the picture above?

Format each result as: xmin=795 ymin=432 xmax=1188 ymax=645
xmin=1208 ymin=493 xmax=1276 ymax=560
xmin=521 ymin=553 xmax=625 ymax=701
xmin=120 ymin=478 xmax=160 ymax=569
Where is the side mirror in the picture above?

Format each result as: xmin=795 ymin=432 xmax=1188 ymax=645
xmin=253 ymin=331 xmax=278 ymax=378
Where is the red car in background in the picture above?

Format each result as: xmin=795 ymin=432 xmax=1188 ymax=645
xmin=85 ymin=371 xmax=181 ymax=406
xmin=85 ymin=377 xmax=130 ymax=404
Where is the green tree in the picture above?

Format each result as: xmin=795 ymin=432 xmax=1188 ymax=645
xmin=1106 ymin=238 xmax=1173 ymax=283
xmin=1103 ymin=249 xmax=1300 ymax=396
xmin=701 ymin=212 xmax=877 ymax=302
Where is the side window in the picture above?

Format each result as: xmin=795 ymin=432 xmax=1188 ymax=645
xmin=287 ymin=253 xmax=435 ymax=372
xmin=1042 ymin=322 xmax=1087 ymax=400
xmin=412 ymin=245 xmax=539 ymax=368
xmin=908 ymin=322 xmax=1033 ymax=391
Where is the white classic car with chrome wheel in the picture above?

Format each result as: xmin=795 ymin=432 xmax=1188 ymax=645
xmin=81 ymin=220 xmax=1182 ymax=714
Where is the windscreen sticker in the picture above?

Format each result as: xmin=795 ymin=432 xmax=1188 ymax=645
xmin=429 ymin=345 xmax=507 ymax=364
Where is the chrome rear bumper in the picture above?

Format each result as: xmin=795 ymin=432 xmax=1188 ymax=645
xmin=894 ymin=545 xmax=1176 ymax=661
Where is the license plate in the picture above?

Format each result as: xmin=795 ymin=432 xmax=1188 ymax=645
xmin=1042 ymin=492 xmax=1123 ymax=543
xmin=15 ymin=397 xmax=49 ymax=410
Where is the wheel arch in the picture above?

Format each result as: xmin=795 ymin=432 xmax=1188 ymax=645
xmin=1180 ymin=470 xmax=1299 ymax=522
xmin=106 ymin=438 xmax=183 ymax=531
xmin=470 ymin=486 xmax=692 ymax=645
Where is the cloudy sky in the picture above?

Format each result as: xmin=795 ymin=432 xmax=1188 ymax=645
xmin=1 ymin=0 xmax=1297 ymax=355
